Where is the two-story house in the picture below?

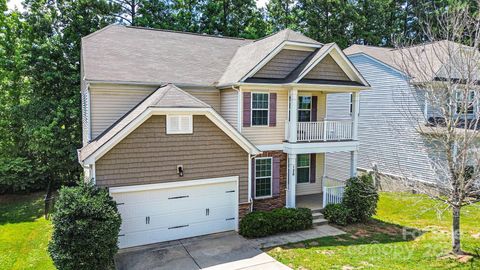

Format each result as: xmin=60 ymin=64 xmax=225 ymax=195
xmin=77 ymin=25 xmax=370 ymax=248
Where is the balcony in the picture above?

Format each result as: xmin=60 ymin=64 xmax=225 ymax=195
xmin=285 ymin=120 xmax=353 ymax=142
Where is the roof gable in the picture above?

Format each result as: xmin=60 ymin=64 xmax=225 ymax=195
xmin=252 ymin=49 xmax=313 ymax=79
xmin=303 ymin=54 xmax=350 ymax=81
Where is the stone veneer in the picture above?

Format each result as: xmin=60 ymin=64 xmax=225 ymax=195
xmin=253 ymin=151 xmax=287 ymax=211
xmin=238 ymin=202 xmax=252 ymax=219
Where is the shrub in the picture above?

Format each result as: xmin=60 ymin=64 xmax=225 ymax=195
xmin=239 ymin=207 xmax=312 ymax=238
xmin=342 ymin=174 xmax=379 ymax=223
xmin=323 ymin=203 xmax=350 ymax=226
xmin=48 ymin=184 xmax=121 ymax=270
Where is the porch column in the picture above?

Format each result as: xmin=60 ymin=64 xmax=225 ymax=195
xmin=287 ymin=154 xmax=297 ymax=208
xmin=351 ymin=91 xmax=360 ymax=140
xmin=350 ymin=150 xmax=358 ymax=177
xmin=289 ymin=88 xmax=298 ymax=143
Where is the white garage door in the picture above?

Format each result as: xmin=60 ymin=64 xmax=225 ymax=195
xmin=111 ymin=177 xmax=238 ymax=248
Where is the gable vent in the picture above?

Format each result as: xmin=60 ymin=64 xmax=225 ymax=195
xmin=166 ymin=115 xmax=193 ymax=134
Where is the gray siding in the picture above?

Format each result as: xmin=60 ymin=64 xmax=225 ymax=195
xmin=324 ymin=152 xmax=351 ymax=181
xmin=253 ymin=49 xmax=311 ymax=79
xmin=305 ymin=54 xmax=350 ymax=81
xmin=96 ymin=115 xmax=249 ymax=203
xmin=184 ymin=89 xmax=221 ymax=112
xmin=330 ymin=54 xmax=437 ymax=183
xmin=220 ymin=89 xmax=238 ymax=129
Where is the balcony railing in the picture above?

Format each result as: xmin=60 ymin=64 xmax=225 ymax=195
xmin=285 ymin=120 xmax=353 ymax=142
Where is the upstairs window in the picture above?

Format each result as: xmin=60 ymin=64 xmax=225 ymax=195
xmin=298 ymin=96 xmax=312 ymax=122
xmin=166 ymin=115 xmax=193 ymax=134
xmin=252 ymin=93 xmax=269 ymax=126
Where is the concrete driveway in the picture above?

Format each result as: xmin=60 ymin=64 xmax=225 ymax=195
xmin=115 ymin=232 xmax=290 ymax=270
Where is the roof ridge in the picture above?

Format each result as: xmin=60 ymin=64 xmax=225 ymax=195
xmin=124 ymin=25 xmax=251 ymax=41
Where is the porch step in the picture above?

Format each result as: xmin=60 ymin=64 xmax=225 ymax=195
xmin=312 ymin=212 xmax=328 ymax=226
xmin=310 ymin=208 xmax=323 ymax=214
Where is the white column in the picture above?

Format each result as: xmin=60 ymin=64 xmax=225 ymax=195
xmin=289 ymin=88 xmax=298 ymax=143
xmin=351 ymin=91 xmax=360 ymax=140
xmin=350 ymin=150 xmax=358 ymax=177
xmin=287 ymin=154 xmax=297 ymax=208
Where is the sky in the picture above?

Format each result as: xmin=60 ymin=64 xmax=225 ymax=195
xmin=7 ymin=0 xmax=269 ymax=11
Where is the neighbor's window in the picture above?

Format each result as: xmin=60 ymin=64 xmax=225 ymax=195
xmin=455 ymin=90 xmax=475 ymax=114
xmin=298 ymin=96 xmax=312 ymax=122
xmin=296 ymin=154 xmax=310 ymax=183
xmin=255 ymin=158 xmax=272 ymax=198
xmin=252 ymin=93 xmax=269 ymax=126
xmin=350 ymin=93 xmax=353 ymax=114
xmin=166 ymin=115 xmax=193 ymax=134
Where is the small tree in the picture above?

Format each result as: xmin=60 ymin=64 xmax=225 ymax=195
xmin=49 ymin=184 xmax=121 ymax=270
xmin=394 ymin=1 xmax=480 ymax=255
xmin=342 ymin=174 xmax=379 ymax=223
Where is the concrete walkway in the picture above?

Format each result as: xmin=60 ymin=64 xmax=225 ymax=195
xmin=249 ymin=225 xmax=346 ymax=249
xmin=115 ymin=232 xmax=291 ymax=270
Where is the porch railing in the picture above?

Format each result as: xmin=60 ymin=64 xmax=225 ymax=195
xmin=322 ymin=177 xmax=346 ymax=207
xmin=285 ymin=120 xmax=353 ymax=142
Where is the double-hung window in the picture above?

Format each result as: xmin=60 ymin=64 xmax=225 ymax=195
xmin=298 ymin=96 xmax=312 ymax=122
xmin=455 ymin=90 xmax=475 ymax=114
xmin=252 ymin=93 xmax=269 ymax=126
xmin=255 ymin=158 xmax=272 ymax=198
xmin=296 ymin=154 xmax=310 ymax=183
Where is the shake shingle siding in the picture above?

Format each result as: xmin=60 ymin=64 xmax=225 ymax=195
xmin=338 ymin=55 xmax=437 ymax=183
xmin=95 ymin=115 xmax=249 ymax=202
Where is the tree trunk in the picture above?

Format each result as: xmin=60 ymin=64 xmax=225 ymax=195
xmin=452 ymin=205 xmax=462 ymax=254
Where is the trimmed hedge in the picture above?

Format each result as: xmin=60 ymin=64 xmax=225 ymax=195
xmin=323 ymin=203 xmax=350 ymax=226
xmin=48 ymin=184 xmax=121 ymax=270
xmin=239 ymin=207 xmax=312 ymax=238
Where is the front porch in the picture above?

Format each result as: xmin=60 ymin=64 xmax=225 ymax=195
xmin=296 ymin=193 xmax=324 ymax=210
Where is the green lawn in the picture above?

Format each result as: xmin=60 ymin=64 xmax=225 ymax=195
xmin=0 ymin=192 xmax=55 ymax=270
xmin=268 ymin=192 xmax=480 ymax=270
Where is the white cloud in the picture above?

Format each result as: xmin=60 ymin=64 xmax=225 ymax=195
xmin=256 ymin=0 xmax=269 ymax=8
xmin=7 ymin=0 xmax=25 ymax=12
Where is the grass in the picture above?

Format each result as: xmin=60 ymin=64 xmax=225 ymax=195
xmin=268 ymin=192 xmax=480 ymax=270
xmin=0 ymin=192 xmax=55 ymax=270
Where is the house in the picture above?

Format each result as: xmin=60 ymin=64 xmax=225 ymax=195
xmin=77 ymin=25 xmax=370 ymax=248
xmin=335 ymin=41 xmax=478 ymax=190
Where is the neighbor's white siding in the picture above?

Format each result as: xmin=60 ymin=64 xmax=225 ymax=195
xmin=220 ymin=89 xmax=238 ymax=129
xmin=327 ymin=54 xmax=437 ymax=183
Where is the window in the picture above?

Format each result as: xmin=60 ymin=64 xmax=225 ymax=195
xmin=455 ymin=90 xmax=475 ymax=114
xmin=252 ymin=93 xmax=269 ymax=126
xmin=350 ymin=93 xmax=353 ymax=114
xmin=255 ymin=158 xmax=272 ymax=198
xmin=298 ymin=96 xmax=312 ymax=122
xmin=166 ymin=115 xmax=193 ymax=134
xmin=297 ymin=154 xmax=310 ymax=183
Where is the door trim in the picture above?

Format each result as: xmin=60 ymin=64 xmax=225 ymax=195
xmin=109 ymin=176 xmax=240 ymax=232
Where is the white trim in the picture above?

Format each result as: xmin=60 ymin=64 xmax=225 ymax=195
xmin=235 ymin=87 xmax=242 ymax=132
xmin=251 ymin=92 xmax=270 ymax=127
xmin=237 ymin=82 xmax=369 ymax=92
xmin=82 ymin=107 xmax=261 ymax=165
xmin=253 ymin=157 xmax=273 ymax=199
xmin=247 ymin=154 xmax=252 ymax=202
xmin=91 ymin=164 xmax=96 ymax=185
xmin=241 ymin=41 xmax=322 ymax=82
xmin=294 ymin=44 xmax=370 ymax=87
xmin=109 ymin=176 xmax=239 ymax=194
xmin=86 ymin=84 xmax=92 ymax=142
xmin=166 ymin=114 xmax=193 ymax=134
xmin=283 ymin=141 xmax=359 ymax=154
xmin=257 ymin=144 xmax=283 ymax=151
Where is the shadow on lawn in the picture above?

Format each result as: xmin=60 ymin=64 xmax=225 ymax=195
xmin=0 ymin=192 xmax=45 ymax=224
xmin=266 ymin=218 xmax=424 ymax=251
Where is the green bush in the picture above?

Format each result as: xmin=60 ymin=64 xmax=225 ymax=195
xmin=48 ymin=184 xmax=121 ymax=270
xmin=323 ymin=203 xmax=350 ymax=226
xmin=342 ymin=174 xmax=379 ymax=223
xmin=239 ymin=207 xmax=312 ymax=238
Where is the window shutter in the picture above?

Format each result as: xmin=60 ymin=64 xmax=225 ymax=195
xmin=243 ymin=92 xmax=251 ymax=127
xmin=310 ymin=154 xmax=316 ymax=183
xmin=251 ymin=159 xmax=255 ymax=199
xmin=311 ymin=96 xmax=318 ymax=122
xmin=272 ymin=157 xmax=281 ymax=196
xmin=269 ymin=93 xmax=277 ymax=127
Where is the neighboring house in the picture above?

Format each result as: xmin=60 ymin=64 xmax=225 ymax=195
xmin=331 ymin=41 xmax=478 ymax=189
xmin=77 ymin=25 xmax=369 ymax=248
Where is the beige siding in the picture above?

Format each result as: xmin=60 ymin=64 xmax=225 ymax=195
xmin=96 ymin=115 xmax=249 ymax=203
xmin=305 ymin=54 xmax=350 ymax=81
xmin=253 ymin=49 xmax=311 ymax=79
xmin=296 ymin=153 xmax=325 ymax=195
xmin=242 ymin=88 xmax=288 ymax=145
xmin=90 ymin=84 xmax=157 ymax=139
xmin=220 ymin=89 xmax=238 ymax=129
xmin=184 ymin=89 xmax=221 ymax=111
xmin=298 ymin=91 xmax=327 ymax=120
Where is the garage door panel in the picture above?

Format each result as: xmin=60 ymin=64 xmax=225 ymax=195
xmin=112 ymin=178 xmax=238 ymax=249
